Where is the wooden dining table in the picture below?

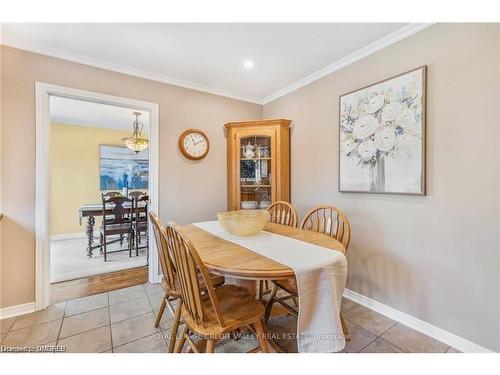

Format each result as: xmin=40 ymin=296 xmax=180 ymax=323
xmin=79 ymin=202 xmax=147 ymax=258
xmin=180 ymin=221 xmax=346 ymax=352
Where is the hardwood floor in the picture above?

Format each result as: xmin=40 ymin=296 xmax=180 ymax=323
xmin=50 ymin=266 xmax=148 ymax=304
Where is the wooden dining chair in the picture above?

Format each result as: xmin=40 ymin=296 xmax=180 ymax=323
xmin=133 ymin=195 xmax=149 ymax=262
xmin=267 ymin=201 xmax=298 ymax=227
xmin=258 ymin=201 xmax=299 ymax=299
xmin=102 ymin=191 xmax=122 ymax=199
xmin=99 ymin=196 xmax=134 ymax=261
xmin=264 ymin=205 xmax=352 ymax=340
xmin=129 ymin=191 xmax=146 ymax=200
xmin=300 ymin=205 xmax=351 ymax=249
xmin=149 ymin=213 xmax=225 ymax=353
xmin=166 ymin=222 xmax=269 ymax=353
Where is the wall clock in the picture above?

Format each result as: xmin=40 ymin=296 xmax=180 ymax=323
xmin=178 ymin=128 xmax=210 ymax=160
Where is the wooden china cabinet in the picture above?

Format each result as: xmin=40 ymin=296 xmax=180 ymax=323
xmin=224 ymin=119 xmax=292 ymax=211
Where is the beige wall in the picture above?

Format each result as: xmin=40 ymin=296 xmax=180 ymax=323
xmin=1 ymin=24 xmax=499 ymax=351
xmin=50 ymin=123 xmax=147 ymax=235
xmin=263 ymin=23 xmax=500 ymax=351
xmin=0 ymin=46 xmax=262 ymax=308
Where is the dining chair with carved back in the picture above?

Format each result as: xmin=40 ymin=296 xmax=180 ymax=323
xmin=258 ymin=201 xmax=299 ymax=300
xmin=132 ymin=195 xmax=149 ymax=261
xmin=99 ymin=196 xmax=134 ymax=262
xmin=166 ymin=222 xmax=269 ymax=353
xmin=101 ymin=191 xmax=127 ymax=247
xmin=149 ymin=213 xmax=225 ymax=352
xmin=264 ymin=204 xmax=352 ymax=340
xmin=129 ymin=191 xmax=147 ymax=200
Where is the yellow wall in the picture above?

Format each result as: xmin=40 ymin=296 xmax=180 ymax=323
xmin=50 ymin=123 xmax=148 ymax=235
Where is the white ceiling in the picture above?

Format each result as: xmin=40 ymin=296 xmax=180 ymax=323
xmin=1 ymin=23 xmax=430 ymax=103
xmin=50 ymin=96 xmax=150 ymax=132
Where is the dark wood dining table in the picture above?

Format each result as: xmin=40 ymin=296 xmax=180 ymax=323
xmin=79 ymin=202 xmax=147 ymax=258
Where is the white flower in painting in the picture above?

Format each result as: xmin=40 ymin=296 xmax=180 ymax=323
xmin=341 ymin=137 xmax=356 ymax=155
xmin=358 ymin=140 xmax=377 ymax=161
xmin=352 ymin=115 xmax=379 ymax=140
xmin=365 ymin=93 xmax=384 ymax=114
xmin=381 ymin=102 xmax=402 ymax=123
xmin=396 ymin=109 xmax=416 ymax=129
xmin=396 ymin=133 xmax=419 ymax=158
xmin=374 ymin=128 xmax=396 ymax=152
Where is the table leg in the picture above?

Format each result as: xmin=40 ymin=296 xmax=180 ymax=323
xmin=86 ymin=216 xmax=95 ymax=258
xmin=225 ymin=277 xmax=257 ymax=297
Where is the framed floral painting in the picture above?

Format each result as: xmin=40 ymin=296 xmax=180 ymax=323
xmin=339 ymin=66 xmax=426 ymax=195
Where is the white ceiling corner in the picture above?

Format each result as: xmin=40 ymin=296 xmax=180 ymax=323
xmin=1 ymin=23 xmax=433 ymax=105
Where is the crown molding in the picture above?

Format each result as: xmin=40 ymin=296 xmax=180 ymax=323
xmin=1 ymin=23 xmax=434 ymax=106
xmin=0 ymin=36 xmax=264 ymax=105
xmin=262 ymin=23 xmax=435 ymax=105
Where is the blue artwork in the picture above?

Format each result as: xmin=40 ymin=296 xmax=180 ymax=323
xmin=99 ymin=145 xmax=149 ymax=190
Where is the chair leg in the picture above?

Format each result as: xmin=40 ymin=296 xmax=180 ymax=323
xmin=99 ymin=233 xmax=104 ymax=255
xmin=128 ymin=231 xmax=133 ymax=257
xmin=264 ymin=284 xmax=278 ymax=322
xmin=254 ymin=320 xmax=269 ymax=353
xmin=205 ymin=339 xmax=216 ymax=353
xmin=340 ymin=312 xmax=350 ymax=341
xmin=154 ymin=292 xmax=168 ymax=328
xmin=136 ymin=230 xmax=140 ymax=256
xmin=175 ymin=325 xmax=189 ymax=353
xmin=120 ymin=234 xmax=124 ymax=247
xmin=103 ymin=235 xmax=107 ymax=262
xmin=146 ymin=229 xmax=149 ymax=265
xmin=168 ymin=300 xmax=182 ymax=353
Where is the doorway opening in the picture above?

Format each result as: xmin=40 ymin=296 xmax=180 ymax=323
xmin=36 ymin=83 xmax=160 ymax=310
xmin=49 ymin=96 xmax=150 ymax=283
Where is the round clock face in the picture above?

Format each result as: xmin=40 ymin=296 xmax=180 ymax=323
xmin=179 ymin=129 xmax=210 ymax=160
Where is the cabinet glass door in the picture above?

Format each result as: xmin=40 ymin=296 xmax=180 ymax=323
xmin=239 ymin=135 xmax=272 ymax=210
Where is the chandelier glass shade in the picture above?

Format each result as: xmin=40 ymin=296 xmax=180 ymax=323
xmin=122 ymin=112 xmax=149 ymax=153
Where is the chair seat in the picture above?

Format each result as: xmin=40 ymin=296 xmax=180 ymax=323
xmin=163 ymin=272 xmax=225 ymax=298
xmin=274 ymin=278 xmax=298 ymax=296
xmin=100 ymin=224 xmax=132 ymax=236
xmin=134 ymin=221 xmax=148 ymax=231
xmin=182 ymin=284 xmax=264 ymax=336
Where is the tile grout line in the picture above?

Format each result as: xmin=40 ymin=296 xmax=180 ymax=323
xmin=55 ymin=301 xmax=69 ymax=344
xmin=356 ymin=321 xmax=398 ymax=353
xmin=110 ymin=310 xmax=158 ymax=350
xmin=107 ymin=293 xmax=114 ymax=353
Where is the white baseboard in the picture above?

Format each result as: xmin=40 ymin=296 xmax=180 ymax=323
xmin=343 ymin=289 xmax=493 ymax=353
xmin=51 ymin=232 xmax=86 ymax=241
xmin=0 ymin=302 xmax=35 ymax=319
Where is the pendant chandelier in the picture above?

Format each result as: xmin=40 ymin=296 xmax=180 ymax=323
xmin=122 ymin=111 xmax=149 ymax=154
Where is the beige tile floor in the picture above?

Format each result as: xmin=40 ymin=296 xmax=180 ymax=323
xmin=0 ymin=282 xmax=461 ymax=353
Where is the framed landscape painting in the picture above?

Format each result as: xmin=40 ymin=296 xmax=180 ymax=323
xmin=99 ymin=145 xmax=149 ymax=190
xmin=339 ymin=66 xmax=426 ymax=195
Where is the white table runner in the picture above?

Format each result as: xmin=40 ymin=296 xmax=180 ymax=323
xmin=193 ymin=221 xmax=348 ymax=353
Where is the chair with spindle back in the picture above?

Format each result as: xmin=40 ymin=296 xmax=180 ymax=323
xmin=258 ymin=201 xmax=299 ymax=299
xmin=149 ymin=213 xmax=225 ymax=352
xmin=99 ymin=196 xmax=134 ymax=261
xmin=166 ymin=222 xmax=269 ymax=353
xmin=300 ymin=205 xmax=351 ymax=249
xmin=267 ymin=201 xmax=298 ymax=227
xmin=264 ymin=205 xmax=352 ymax=340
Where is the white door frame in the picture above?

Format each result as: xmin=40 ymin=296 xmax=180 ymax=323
xmin=35 ymin=82 xmax=161 ymax=310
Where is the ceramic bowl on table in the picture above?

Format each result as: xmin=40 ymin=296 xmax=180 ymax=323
xmin=217 ymin=210 xmax=270 ymax=237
